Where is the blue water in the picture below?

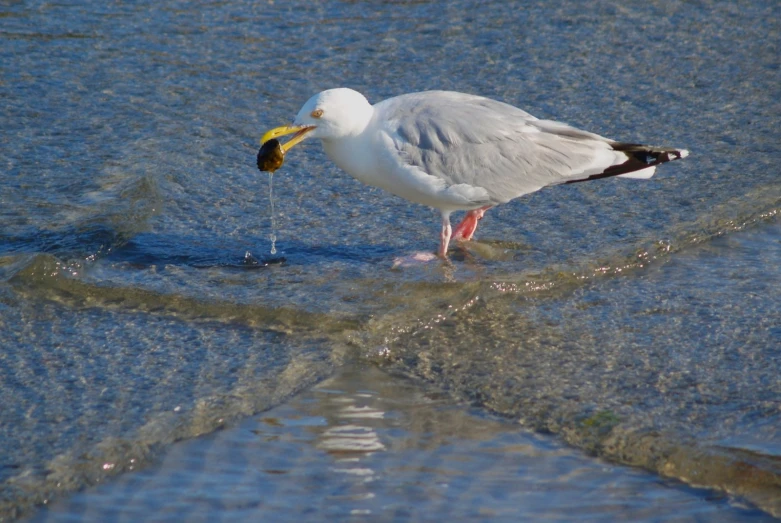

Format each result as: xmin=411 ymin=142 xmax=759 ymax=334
xmin=30 ymin=367 xmax=771 ymax=522
xmin=2 ymin=0 xmax=780 ymax=519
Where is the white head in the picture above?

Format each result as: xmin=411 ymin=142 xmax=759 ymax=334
xmin=293 ymin=88 xmax=374 ymax=141
xmin=260 ymin=88 xmax=373 ymax=156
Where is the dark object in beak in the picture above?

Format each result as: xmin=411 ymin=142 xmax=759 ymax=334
xmin=257 ymin=139 xmax=285 ymax=172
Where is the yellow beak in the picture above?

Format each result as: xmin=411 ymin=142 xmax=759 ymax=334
xmin=260 ymin=125 xmax=315 ymax=153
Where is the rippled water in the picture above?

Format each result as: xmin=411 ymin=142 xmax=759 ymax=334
xmin=29 ymin=367 xmax=771 ymax=522
xmin=1 ymin=0 xmax=780 ymax=519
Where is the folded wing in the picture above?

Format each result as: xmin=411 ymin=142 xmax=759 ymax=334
xmin=377 ymin=91 xmax=688 ymax=205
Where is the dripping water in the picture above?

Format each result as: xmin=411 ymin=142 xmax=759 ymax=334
xmin=268 ymin=173 xmax=277 ymax=255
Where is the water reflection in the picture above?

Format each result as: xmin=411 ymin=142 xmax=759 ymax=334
xmin=31 ymin=366 xmax=771 ymax=522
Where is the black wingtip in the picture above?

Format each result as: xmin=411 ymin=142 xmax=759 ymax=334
xmin=611 ymin=143 xmax=689 ymax=164
xmin=565 ymin=144 xmax=689 ymax=184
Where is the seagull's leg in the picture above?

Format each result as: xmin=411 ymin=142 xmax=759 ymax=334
xmin=452 ymin=206 xmax=492 ymax=241
xmin=439 ymin=211 xmax=453 ymax=257
xmin=391 ymin=211 xmax=451 ymax=267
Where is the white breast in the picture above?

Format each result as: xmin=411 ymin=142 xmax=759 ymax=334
xmin=322 ymin=133 xmax=488 ymax=212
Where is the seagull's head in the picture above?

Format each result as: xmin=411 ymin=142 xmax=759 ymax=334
xmin=260 ymin=88 xmax=373 ymax=153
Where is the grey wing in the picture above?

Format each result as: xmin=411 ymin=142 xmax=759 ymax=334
xmin=375 ymin=91 xmax=626 ymax=204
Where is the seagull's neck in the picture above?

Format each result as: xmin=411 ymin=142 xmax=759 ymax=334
xmin=321 ymin=105 xmax=379 ymax=184
xmin=322 ymin=132 xmax=376 ymax=184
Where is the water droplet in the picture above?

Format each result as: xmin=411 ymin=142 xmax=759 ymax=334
xmin=268 ymin=173 xmax=278 ymax=255
xmin=243 ymin=251 xmax=260 ymax=266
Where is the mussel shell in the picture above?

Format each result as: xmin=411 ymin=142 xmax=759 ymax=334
xmin=257 ymin=139 xmax=285 ymax=172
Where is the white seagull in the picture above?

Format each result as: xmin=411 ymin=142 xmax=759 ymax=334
xmin=260 ymin=88 xmax=688 ymax=257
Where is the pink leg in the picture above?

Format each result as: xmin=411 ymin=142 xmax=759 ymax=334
xmin=452 ymin=206 xmax=491 ymax=241
xmin=438 ymin=212 xmax=452 ymax=257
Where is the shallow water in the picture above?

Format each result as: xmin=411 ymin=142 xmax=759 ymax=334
xmin=2 ymin=0 xmax=781 ymax=519
xmin=29 ymin=367 xmax=771 ymax=522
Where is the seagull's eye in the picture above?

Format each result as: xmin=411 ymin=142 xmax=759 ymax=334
xmin=310 ymin=109 xmax=324 ymax=119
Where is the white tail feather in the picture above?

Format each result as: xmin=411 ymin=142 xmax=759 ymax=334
xmin=618 ymin=166 xmax=656 ymax=180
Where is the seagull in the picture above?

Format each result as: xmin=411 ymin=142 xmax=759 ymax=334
xmin=260 ymin=88 xmax=688 ymax=257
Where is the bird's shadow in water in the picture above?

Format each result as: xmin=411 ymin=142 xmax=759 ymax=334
xmin=104 ymin=233 xmax=402 ymax=271
xmin=0 ymin=225 xmax=521 ymax=275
